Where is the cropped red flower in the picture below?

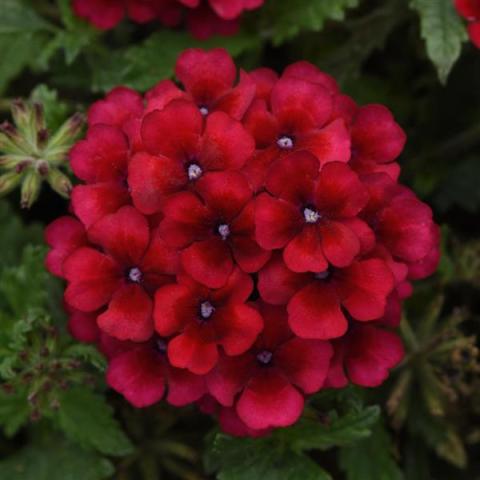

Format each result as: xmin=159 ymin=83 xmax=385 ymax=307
xmin=258 ymin=254 xmax=394 ymax=340
xmin=159 ymin=170 xmax=270 ymax=288
xmin=206 ymin=302 xmax=332 ymax=429
xmin=154 ymin=268 xmax=263 ymax=374
xmin=455 ymin=0 xmax=480 ymax=48
xmin=255 ymin=152 xmax=370 ymax=272
xmin=72 ymin=0 xmax=264 ymax=39
xmin=45 ymin=48 xmax=439 ymax=436
xmin=64 ymin=206 xmax=178 ymax=341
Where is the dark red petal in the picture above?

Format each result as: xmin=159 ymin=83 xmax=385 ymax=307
xmin=455 ymin=0 xmax=480 ymax=18
xmin=125 ymin=0 xmax=157 ymax=22
xmin=341 ymin=218 xmax=375 ymax=255
xmin=212 ymin=267 xmax=254 ymax=304
xmin=258 ymin=253 xmax=311 ymax=305
xmin=196 ymin=171 xmax=252 ymax=221
xmin=69 ymin=124 xmax=128 ymax=183
xmin=219 ymin=407 xmax=271 ymax=438
xmin=283 ymin=61 xmax=339 ymax=94
xmin=297 ymin=119 xmax=351 ymax=166
xmin=243 ymin=99 xmax=279 ymax=148
xmin=214 ymin=70 xmax=256 ymax=120
xmin=88 ymin=205 xmax=149 ymax=266
xmin=141 ymin=99 xmax=202 ymax=158
xmin=468 ymin=21 xmax=480 ymax=48
xmin=106 ymin=347 xmax=166 ymax=407
xmin=71 ymin=182 xmax=130 ymax=229
xmin=319 ymin=220 xmax=360 ymax=267
xmin=236 ymin=370 xmax=304 ymax=429
xmin=241 ymin=147 xmax=278 ymax=192
xmin=98 ymin=283 xmax=153 ymax=341
xmin=67 ymin=309 xmax=99 ymax=343
xmin=338 ymin=258 xmax=395 ymax=321
xmin=145 ymin=79 xmax=186 ymax=112
xmin=206 ymin=354 xmax=252 ymax=406
xmin=351 ymin=104 xmax=406 ymax=164
xmin=284 ymin=226 xmax=328 ymax=273
xmin=72 ymin=0 xmax=124 ymax=29
xmin=64 ymin=247 xmax=120 ymax=312
xmin=248 ymin=68 xmax=278 ymax=101
xmin=288 ymin=283 xmax=347 ymax=340
xmin=45 ymin=217 xmax=86 ymax=277
xmin=168 ymin=333 xmax=219 ymax=374
xmin=128 ymin=152 xmax=186 ymax=215
xmin=186 ymin=4 xmax=239 ymax=40
xmin=88 ymin=86 xmax=143 ymax=128
xmin=265 ymin=151 xmax=319 ymax=204
xmin=346 ymin=326 xmax=404 ymax=387
xmin=154 ymin=283 xmax=196 ymax=336
xmin=201 ymin=112 xmax=255 ymax=171
xmin=276 ymin=338 xmax=333 ymax=393
xmin=323 ymin=339 xmax=348 ymax=388
xmin=257 ymin=302 xmax=293 ymax=349
xmin=141 ymin=228 xmax=180 ymax=277
xmin=175 ymin=48 xmax=236 ymax=102
xmin=209 ymin=0 xmax=245 ymax=19
xmin=166 ymin=366 xmax=206 ymax=406
xmin=255 ymin=193 xmax=302 ymax=250
xmin=159 ymin=192 xmax=211 ymax=248
xmin=216 ymin=303 xmax=263 ymax=355
xmin=315 ymin=162 xmax=368 ymax=218
xmin=271 ymin=77 xmax=333 ymax=127
xmin=181 ymin=238 xmax=233 ymax=288
xmin=231 ymin=236 xmax=271 ymax=273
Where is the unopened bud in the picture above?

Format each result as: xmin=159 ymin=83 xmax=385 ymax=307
xmin=47 ymin=168 xmax=72 ymax=198
xmin=47 ymin=112 xmax=85 ymax=152
xmin=16 ymin=159 xmax=32 ymax=173
xmin=35 ymin=159 xmax=49 ymax=176
xmin=37 ymin=128 xmax=49 ymax=147
xmin=33 ymin=102 xmax=46 ymax=131
xmin=0 ymin=154 xmax=27 ymax=170
xmin=11 ymin=99 xmax=36 ymax=143
xmin=0 ymin=171 xmax=22 ymax=196
xmin=20 ymin=170 xmax=41 ymax=208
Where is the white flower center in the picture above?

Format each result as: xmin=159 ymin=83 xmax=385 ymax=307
xmin=188 ymin=163 xmax=203 ymax=181
xmin=303 ymin=207 xmax=321 ymax=224
xmin=217 ymin=224 xmax=230 ymax=240
xmin=128 ymin=267 xmax=142 ymax=283
xmin=277 ymin=135 xmax=294 ymax=149
xmin=199 ymin=106 xmax=209 ymax=116
xmin=200 ymin=301 xmax=215 ymax=320
xmin=257 ymin=350 xmax=273 ymax=365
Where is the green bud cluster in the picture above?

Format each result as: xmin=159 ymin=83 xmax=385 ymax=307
xmin=0 ymin=98 xmax=84 ymax=208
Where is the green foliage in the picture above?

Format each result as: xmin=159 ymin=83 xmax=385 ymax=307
xmin=339 ymin=420 xmax=404 ymax=480
xmin=410 ymin=0 xmax=467 ymax=83
xmin=57 ymin=387 xmax=134 ymax=456
xmin=0 ymin=434 xmax=114 ymax=480
xmin=205 ymin=397 xmax=379 ymax=480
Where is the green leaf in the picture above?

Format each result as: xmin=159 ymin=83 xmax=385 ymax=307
xmin=205 ymin=433 xmax=331 ymax=480
xmin=410 ymin=0 xmax=467 ymax=83
xmin=91 ymin=31 xmax=257 ymax=92
xmin=30 ymin=84 xmax=70 ymax=131
xmin=0 ymin=389 xmax=30 ymax=437
xmin=259 ymin=0 xmax=359 ymax=45
xmin=339 ymin=420 xmax=404 ymax=480
xmin=0 ymin=438 xmax=114 ymax=480
xmin=281 ymin=405 xmax=380 ymax=451
xmin=0 ymin=0 xmax=53 ymax=34
xmin=57 ymin=387 xmax=134 ymax=456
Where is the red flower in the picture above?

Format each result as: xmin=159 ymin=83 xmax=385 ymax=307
xmin=129 ymin=98 xmax=254 ymax=214
xmin=455 ymin=0 xmax=480 ymax=48
xmin=206 ymin=302 xmax=332 ymax=429
xmin=258 ymin=254 xmax=394 ymax=340
xmin=153 ymin=268 xmax=263 ymax=374
xmin=106 ymin=336 xmax=206 ymax=407
xmin=159 ymin=170 xmax=270 ymax=288
xmin=45 ymin=216 xmax=87 ymax=278
xmin=255 ymin=152 xmax=370 ymax=272
xmin=64 ymin=206 xmax=178 ymax=341
xmin=325 ymin=325 xmax=404 ymax=388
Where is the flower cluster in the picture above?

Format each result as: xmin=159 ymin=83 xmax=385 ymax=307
xmin=45 ymin=48 xmax=439 ymax=437
xmin=72 ymin=0 xmax=263 ymax=39
xmin=455 ymin=0 xmax=480 ymax=48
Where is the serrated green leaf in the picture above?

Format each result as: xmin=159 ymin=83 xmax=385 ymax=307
xmin=57 ymin=387 xmax=133 ymax=456
xmin=0 ymin=389 xmax=30 ymax=437
xmin=259 ymin=0 xmax=359 ymax=45
xmin=0 ymin=438 xmax=114 ymax=480
xmin=410 ymin=0 xmax=467 ymax=83
xmin=282 ymin=405 xmax=380 ymax=451
xmin=205 ymin=433 xmax=331 ymax=480
xmin=339 ymin=421 xmax=403 ymax=480
xmin=0 ymin=0 xmax=54 ymax=34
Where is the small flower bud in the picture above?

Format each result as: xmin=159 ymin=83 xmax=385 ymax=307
xmin=0 ymin=154 xmax=27 ymax=169
xmin=35 ymin=159 xmax=49 ymax=177
xmin=0 ymin=171 xmax=22 ymax=196
xmin=47 ymin=168 xmax=72 ymax=198
xmin=20 ymin=170 xmax=42 ymax=209
xmin=11 ymin=99 xmax=37 ymax=143
xmin=33 ymin=102 xmax=46 ymax=131
xmin=47 ymin=113 xmax=85 ymax=152
xmin=37 ymin=128 xmax=49 ymax=147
